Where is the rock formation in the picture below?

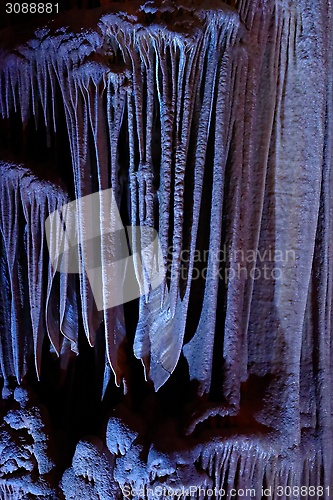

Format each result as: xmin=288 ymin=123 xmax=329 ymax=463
xmin=0 ymin=0 xmax=332 ymax=497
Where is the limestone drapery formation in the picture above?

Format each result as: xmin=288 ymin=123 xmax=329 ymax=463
xmin=0 ymin=0 xmax=332 ymax=498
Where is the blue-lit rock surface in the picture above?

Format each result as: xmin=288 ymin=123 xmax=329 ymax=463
xmin=0 ymin=0 xmax=332 ymax=497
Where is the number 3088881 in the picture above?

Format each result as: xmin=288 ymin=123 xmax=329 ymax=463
xmin=5 ymin=3 xmax=59 ymax=14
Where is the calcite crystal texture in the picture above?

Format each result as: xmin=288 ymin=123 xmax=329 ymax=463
xmin=0 ymin=0 xmax=332 ymax=497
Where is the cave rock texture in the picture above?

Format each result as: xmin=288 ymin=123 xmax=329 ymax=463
xmin=0 ymin=0 xmax=332 ymax=498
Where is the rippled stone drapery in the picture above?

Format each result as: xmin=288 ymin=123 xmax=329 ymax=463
xmin=0 ymin=0 xmax=332 ymax=497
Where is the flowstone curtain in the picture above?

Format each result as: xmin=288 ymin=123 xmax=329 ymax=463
xmin=0 ymin=0 xmax=332 ymax=497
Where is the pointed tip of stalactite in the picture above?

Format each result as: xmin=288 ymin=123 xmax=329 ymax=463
xmin=59 ymin=324 xmax=79 ymax=353
xmin=139 ymin=358 xmax=149 ymax=383
xmin=15 ymin=371 xmax=24 ymax=386
xmin=122 ymin=377 xmax=129 ymax=395
xmin=67 ymin=340 xmax=80 ymax=357
xmin=149 ymin=362 xmax=172 ymax=392
xmin=133 ymin=284 xmax=188 ymax=392
xmin=87 ymin=335 xmax=95 ymax=348
xmin=35 ymin=357 xmax=42 ymax=382
xmin=47 ymin=329 xmax=61 ymax=358
xmin=114 ymin=372 xmax=123 ymax=389
xmin=101 ymin=364 xmax=112 ymax=400
xmin=106 ymin=356 xmax=123 ymax=389
xmin=82 ymin=315 xmax=97 ymax=348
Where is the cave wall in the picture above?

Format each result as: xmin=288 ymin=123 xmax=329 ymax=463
xmin=0 ymin=0 xmax=332 ymax=498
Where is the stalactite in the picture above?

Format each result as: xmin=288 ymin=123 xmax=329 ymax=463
xmin=0 ymin=161 xmax=78 ymax=384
